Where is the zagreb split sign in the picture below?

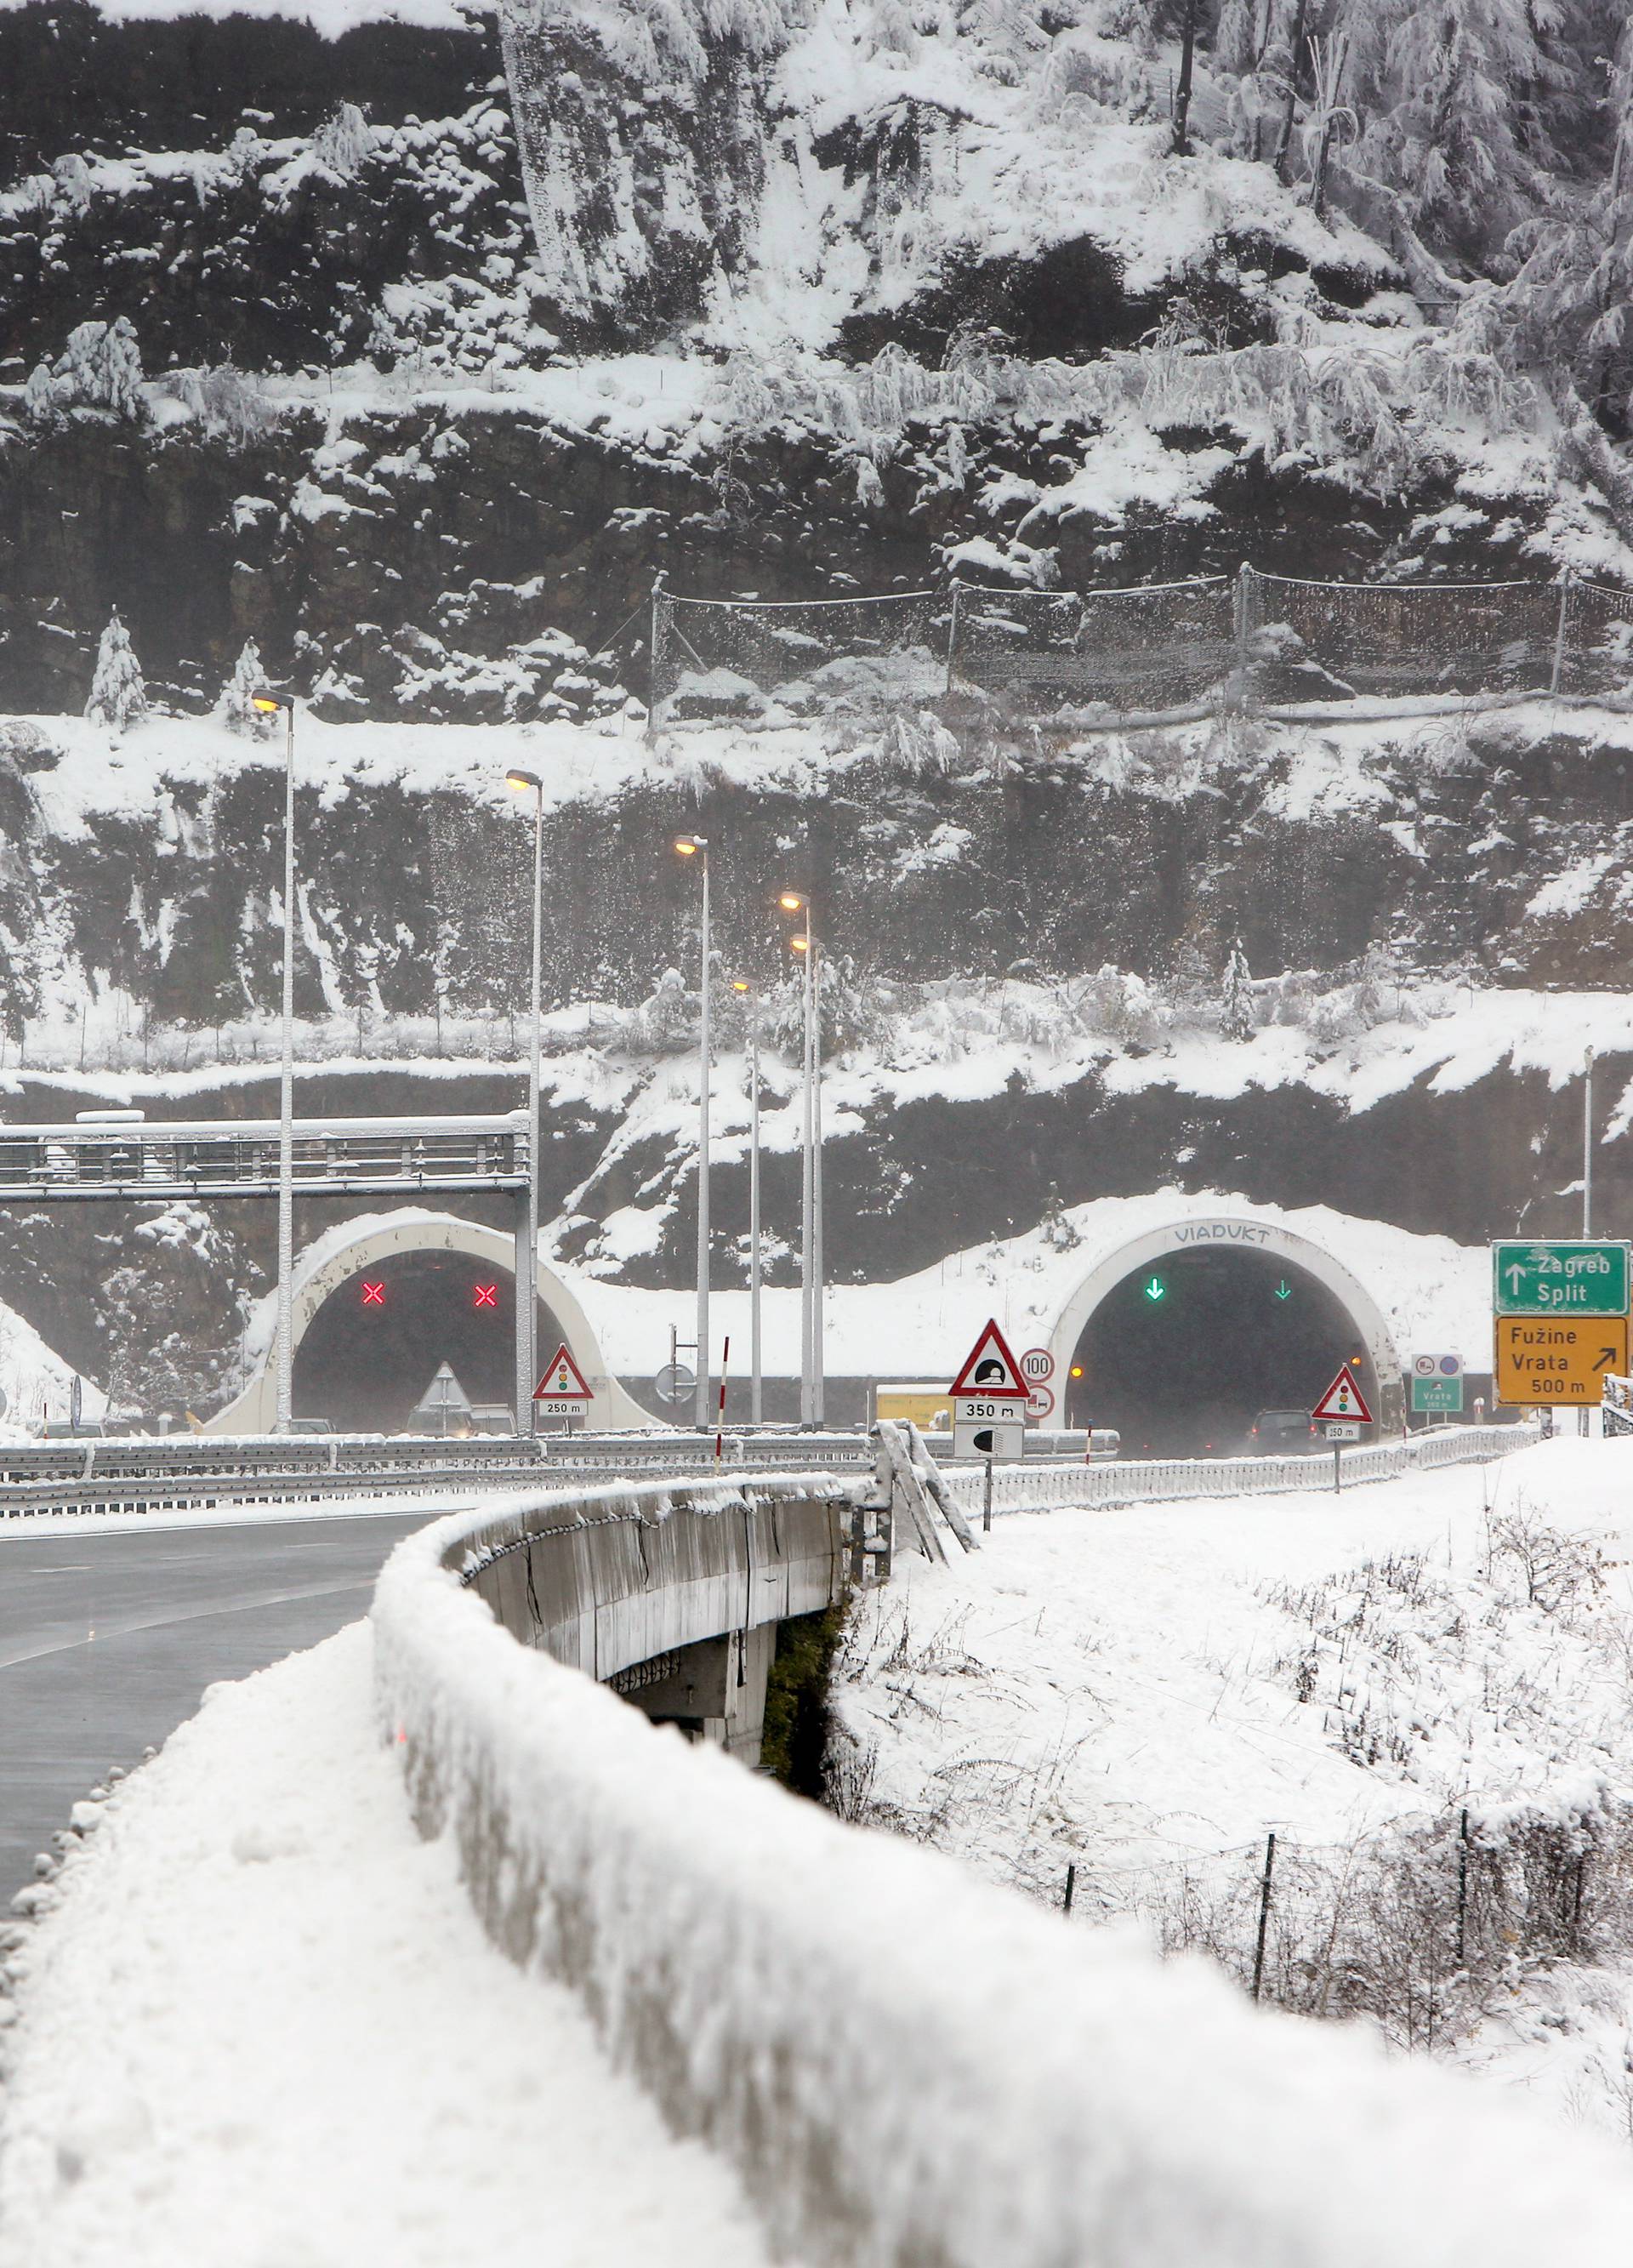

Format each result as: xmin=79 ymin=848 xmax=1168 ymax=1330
xmin=1491 ymin=1240 xmax=1630 ymax=1319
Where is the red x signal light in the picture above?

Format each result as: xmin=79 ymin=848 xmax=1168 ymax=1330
xmin=473 ymin=1283 xmax=498 ymax=1309
xmin=360 ymin=1279 xmax=386 ymax=1307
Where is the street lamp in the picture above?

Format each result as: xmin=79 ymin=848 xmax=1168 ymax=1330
xmin=676 ymin=836 xmax=710 ymax=1427
xmin=780 ymin=890 xmax=823 ymax=1427
xmin=505 ymin=766 xmax=544 ymax=1435
xmin=251 ymin=691 xmax=297 ymax=1433
xmin=731 ymin=978 xmax=763 ymax=1424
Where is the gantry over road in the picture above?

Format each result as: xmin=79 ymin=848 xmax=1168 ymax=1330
xmin=0 ymin=1113 xmax=529 ymax=1202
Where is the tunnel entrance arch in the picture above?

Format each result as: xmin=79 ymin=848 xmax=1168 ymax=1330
xmin=207 ymin=1212 xmax=653 ymax=1433
xmin=1049 ymin=1216 xmax=1402 ymax=1455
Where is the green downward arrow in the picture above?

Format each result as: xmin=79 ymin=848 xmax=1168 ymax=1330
xmin=1274 ymin=1280 xmax=1292 ymax=1301
xmin=1143 ymin=1276 xmax=1166 ymax=1302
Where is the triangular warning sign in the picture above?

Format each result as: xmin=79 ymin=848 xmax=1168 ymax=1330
xmin=533 ymin=1342 xmax=592 ymax=1401
xmin=413 ymin=1361 xmax=471 ymax=1416
xmin=1312 ymin=1365 xmax=1374 ymax=1425
xmin=950 ymin=1319 xmax=1028 ymax=1399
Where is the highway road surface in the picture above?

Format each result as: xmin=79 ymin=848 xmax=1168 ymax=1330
xmin=0 ymin=1507 xmax=441 ymax=1903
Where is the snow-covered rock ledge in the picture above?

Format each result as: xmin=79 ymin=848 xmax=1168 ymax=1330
xmin=373 ymin=1494 xmax=1633 ymax=2268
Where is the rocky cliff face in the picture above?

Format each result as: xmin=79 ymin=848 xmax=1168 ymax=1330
xmin=1 ymin=0 xmax=1630 ymax=1406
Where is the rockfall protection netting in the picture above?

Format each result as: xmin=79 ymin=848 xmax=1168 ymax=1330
xmin=654 ymin=590 xmax=947 ymax=723
xmin=953 ymin=578 xmax=1233 ymax=715
xmin=649 ymin=571 xmax=1633 ymax=731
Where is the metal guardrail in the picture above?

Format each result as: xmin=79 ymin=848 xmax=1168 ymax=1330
xmin=1602 ymin=1375 xmax=1633 ymax=1438
xmin=0 ymin=1112 xmax=529 ymax=1201
xmin=0 ymin=1423 xmax=1532 ymax=1526
xmin=937 ymin=1424 xmax=1531 ymax=1518
xmin=0 ymin=1430 xmax=876 ymax=1520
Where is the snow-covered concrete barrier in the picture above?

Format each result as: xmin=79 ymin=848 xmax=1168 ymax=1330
xmin=374 ymin=1470 xmax=1633 ymax=2268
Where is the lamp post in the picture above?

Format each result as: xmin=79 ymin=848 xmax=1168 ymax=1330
xmin=677 ymin=836 xmax=711 ymax=1427
xmin=779 ymin=890 xmax=823 ymax=1427
xmin=251 ymin=691 xmax=297 ymax=1433
xmin=731 ymin=979 xmax=763 ymax=1424
xmin=505 ymin=766 xmax=545 ymax=1436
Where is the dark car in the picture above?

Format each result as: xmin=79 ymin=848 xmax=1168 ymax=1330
xmin=1243 ymin=1408 xmax=1323 ymax=1455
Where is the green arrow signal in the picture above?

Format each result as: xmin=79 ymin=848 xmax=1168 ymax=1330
xmin=1143 ymin=1276 xmax=1166 ymax=1302
xmin=1274 ymin=1280 xmax=1292 ymax=1300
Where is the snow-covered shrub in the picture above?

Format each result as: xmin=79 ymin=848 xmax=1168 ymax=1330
xmin=312 ymin=101 xmax=373 ymax=178
xmin=83 ymin=613 xmax=148 ymax=732
xmin=24 ymin=316 xmax=145 ymax=424
xmin=164 ymin=362 xmax=275 ymax=442
xmin=50 ymin=152 xmax=93 ymax=211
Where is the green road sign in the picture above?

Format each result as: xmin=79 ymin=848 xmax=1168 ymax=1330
xmin=1412 ymin=1376 xmax=1464 ymax=1413
xmin=1491 ymin=1240 xmax=1630 ymax=1318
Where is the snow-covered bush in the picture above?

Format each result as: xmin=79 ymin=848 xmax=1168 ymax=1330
xmin=163 ymin=362 xmax=275 ymax=442
xmin=83 ymin=613 xmax=148 ymax=732
xmin=312 ymin=101 xmax=373 ymax=178
xmin=24 ymin=316 xmax=145 ymax=424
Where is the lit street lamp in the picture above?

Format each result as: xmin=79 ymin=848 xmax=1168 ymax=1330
xmin=677 ymin=836 xmax=711 ymax=1427
xmin=251 ymin=690 xmax=297 ymax=1433
xmin=505 ymin=766 xmax=545 ymax=1436
xmin=731 ymin=978 xmax=763 ymax=1424
xmin=780 ymin=890 xmax=824 ymax=1427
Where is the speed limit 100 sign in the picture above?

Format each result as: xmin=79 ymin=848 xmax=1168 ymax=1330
xmin=1021 ymin=1347 xmax=1054 ymax=1383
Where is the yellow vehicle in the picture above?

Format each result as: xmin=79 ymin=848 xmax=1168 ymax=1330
xmin=873 ymin=1384 xmax=954 ymax=1432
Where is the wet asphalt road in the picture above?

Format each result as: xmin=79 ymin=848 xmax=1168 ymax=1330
xmin=0 ymin=1507 xmax=442 ymax=1905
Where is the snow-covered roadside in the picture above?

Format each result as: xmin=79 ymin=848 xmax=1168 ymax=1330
xmin=831 ymin=1438 xmax=1633 ymax=2145
xmin=0 ymin=1622 xmax=782 ymax=2268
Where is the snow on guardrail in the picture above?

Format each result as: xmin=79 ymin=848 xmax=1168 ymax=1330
xmin=936 ymin=1423 xmax=1531 ymax=1519
xmin=373 ymin=1473 xmax=1633 ymax=2268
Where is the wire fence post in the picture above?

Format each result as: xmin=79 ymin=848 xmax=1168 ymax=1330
xmin=1250 ymin=1831 xmax=1277 ymax=2001
xmin=1062 ymin=1861 xmax=1076 ymax=1916
xmin=647 ymin=572 xmax=668 ymax=744
xmin=1456 ymin=1807 xmax=1469 ymax=1967
xmin=1550 ymin=569 xmax=1573 ymax=697
xmin=944 ymin=580 xmax=963 ymax=695
xmin=1232 ymin=561 xmax=1258 ymax=711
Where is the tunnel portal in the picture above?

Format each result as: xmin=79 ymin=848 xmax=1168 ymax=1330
xmin=1063 ymin=1245 xmax=1374 ymax=1457
xmin=292 ymin=1250 xmax=560 ymax=1433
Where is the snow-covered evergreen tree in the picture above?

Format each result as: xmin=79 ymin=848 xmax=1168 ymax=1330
xmin=220 ymin=641 xmax=274 ymax=736
xmin=1337 ymin=0 xmax=1569 ymax=264
xmin=1503 ymin=16 xmax=1633 ymax=420
xmin=84 ymin=612 xmax=149 ymax=731
xmin=1220 ymin=937 xmax=1255 ymax=1040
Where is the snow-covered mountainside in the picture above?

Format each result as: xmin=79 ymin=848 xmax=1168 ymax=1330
xmin=2 ymin=0 xmax=1632 ymax=1401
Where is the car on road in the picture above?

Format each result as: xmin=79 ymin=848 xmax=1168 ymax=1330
xmin=1243 ymin=1408 xmax=1324 ymax=1455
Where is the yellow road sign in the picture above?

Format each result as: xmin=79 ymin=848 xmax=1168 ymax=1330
xmin=1494 ymin=1316 xmax=1629 ymax=1405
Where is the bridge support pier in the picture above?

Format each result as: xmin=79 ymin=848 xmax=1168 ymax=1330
xmin=616 ymin=1627 xmax=776 ymax=1763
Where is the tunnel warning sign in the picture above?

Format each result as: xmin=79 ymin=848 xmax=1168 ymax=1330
xmin=1311 ymin=1365 xmax=1373 ymax=1426
xmin=949 ymin=1320 xmax=1027 ymax=1399
xmin=533 ymin=1344 xmax=591 ymax=1401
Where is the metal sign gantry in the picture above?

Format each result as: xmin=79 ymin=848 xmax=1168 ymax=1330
xmin=0 ymin=1109 xmax=538 ymax=1433
xmin=0 ymin=1113 xmax=528 ymax=1201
